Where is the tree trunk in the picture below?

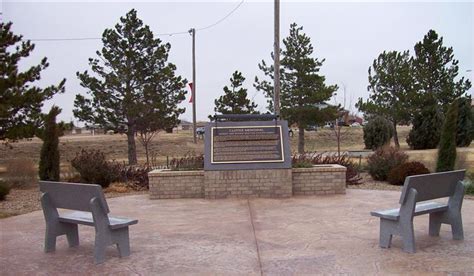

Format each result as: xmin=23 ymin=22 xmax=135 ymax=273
xmin=393 ymin=121 xmax=400 ymax=149
xmin=298 ymin=126 xmax=305 ymax=154
xmin=336 ymin=126 xmax=341 ymax=157
xmin=127 ymin=125 xmax=138 ymax=165
xmin=144 ymin=142 xmax=149 ymax=166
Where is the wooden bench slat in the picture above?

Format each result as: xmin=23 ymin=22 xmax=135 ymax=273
xmin=59 ymin=211 xmax=138 ymax=229
xmin=371 ymin=201 xmax=448 ymax=221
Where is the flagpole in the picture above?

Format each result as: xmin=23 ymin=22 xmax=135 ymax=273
xmin=274 ymin=0 xmax=281 ymax=117
xmin=189 ymin=28 xmax=197 ymax=144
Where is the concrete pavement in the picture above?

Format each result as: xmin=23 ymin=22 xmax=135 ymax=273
xmin=1 ymin=189 xmax=473 ymax=275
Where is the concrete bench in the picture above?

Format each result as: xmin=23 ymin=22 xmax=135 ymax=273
xmin=370 ymin=170 xmax=466 ymax=253
xmin=39 ymin=181 xmax=138 ymax=264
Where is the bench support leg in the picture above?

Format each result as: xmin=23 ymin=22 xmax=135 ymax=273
xmin=66 ymin=224 xmax=79 ymax=247
xmin=94 ymin=238 xmax=107 ymax=264
xmin=116 ymin=227 xmax=131 ymax=257
xmin=429 ymin=212 xmax=442 ymax=236
xmin=401 ymin=223 xmax=416 ymax=253
xmin=44 ymin=230 xmax=57 ymax=253
xmin=450 ymin=215 xmax=464 ymax=240
xmin=379 ymin=219 xmax=393 ymax=248
xmin=44 ymin=223 xmax=79 ymax=252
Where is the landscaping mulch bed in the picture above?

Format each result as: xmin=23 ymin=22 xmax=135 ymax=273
xmin=0 ymin=185 xmax=147 ymax=218
xmin=347 ymin=173 xmax=402 ymax=191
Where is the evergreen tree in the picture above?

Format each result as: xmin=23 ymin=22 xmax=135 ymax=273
xmin=412 ymin=30 xmax=471 ymax=112
xmin=0 ymin=22 xmax=65 ymax=142
xmin=456 ymin=97 xmax=473 ymax=147
xmin=39 ymin=106 xmax=61 ymax=181
xmin=357 ymin=51 xmax=414 ymax=148
xmin=407 ymin=105 xmax=444 ymax=149
xmin=213 ymin=71 xmax=258 ymax=116
xmin=436 ymin=100 xmax=458 ymax=172
xmin=363 ymin=116 xmax=394 ymax=150
xmin=255 ymin=23 xmax=338 ymax=153
xmin=74 ymin=9 xmax=186 ymax=164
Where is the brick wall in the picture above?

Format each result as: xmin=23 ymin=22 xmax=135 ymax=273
xmin=292 ymin=165 xmax=346 ymax=195
xmin=149 ymin=170 xmax=204 ymax=199
xmin=204 ymin=169 xmax=292 ymax=199
xmin=149 ymin=165 xmax=346 ymax=199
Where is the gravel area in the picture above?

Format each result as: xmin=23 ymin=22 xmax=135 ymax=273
xmin=0 ymin=185 xmax=147 ymax=218
xmin=347 ymin=173 xmax=403 ymax=191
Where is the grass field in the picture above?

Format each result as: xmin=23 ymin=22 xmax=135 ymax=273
xmin=0 ymin=126 xmax=472 ymax=176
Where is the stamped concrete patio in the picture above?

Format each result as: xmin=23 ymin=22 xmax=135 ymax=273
xmin=1 ymin=189 xmax=473 ymax=275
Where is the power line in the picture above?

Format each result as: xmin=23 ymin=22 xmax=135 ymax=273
xmin=27 ymin=1 xmax=244 ymax=42
xmin=196 ymin=0 xmax=244 ymax=31
xmin=28 ymin=37 xmax=101 ymax=42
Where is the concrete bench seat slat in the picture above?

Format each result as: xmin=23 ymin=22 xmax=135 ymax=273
xmin=58 ymin=211 xmax=138 ymax=230
xmin=370 ymin=170 xmax=466 ymax=253
xmin=39 ymin=181 xmax=138 ymax=264
xmin=370 ymin=202 xmax=448 ymax=221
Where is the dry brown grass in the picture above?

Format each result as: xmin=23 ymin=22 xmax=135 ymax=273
xmin=2 ymin=158 xmax=38 ymax=188
xmin=104 ymin=182 xmax=131 ymax=193
xmin=0 ymin=126 xmax=472 ymax=176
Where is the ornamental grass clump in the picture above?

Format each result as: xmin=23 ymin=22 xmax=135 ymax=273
xmin=169 ymin=154 xmax=204 ymax=171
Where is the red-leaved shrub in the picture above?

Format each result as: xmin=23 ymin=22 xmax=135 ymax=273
xmin=387 ymin=161 xmax=430 ymax=186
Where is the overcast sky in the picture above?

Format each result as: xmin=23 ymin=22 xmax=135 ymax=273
xmin=3 ymin=0 xmax=473 ymax=124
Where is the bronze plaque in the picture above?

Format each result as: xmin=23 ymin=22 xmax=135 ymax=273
xmin=211 ymin=126 xmax=284 ymax=164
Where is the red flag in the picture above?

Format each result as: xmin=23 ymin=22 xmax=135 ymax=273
xmin=188 ymin=82 xmax=193 ymax=103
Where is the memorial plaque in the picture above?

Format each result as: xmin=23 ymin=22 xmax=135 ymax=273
xmin=211 ymin=126 xmax=284 ymax=164
xmin=204 ymin=120 xmax=291 ymax=171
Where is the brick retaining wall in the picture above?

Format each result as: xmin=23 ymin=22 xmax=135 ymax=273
xmin=292 ymin=165 xmax=346 ymax=195
xmin=204 ymin=169 xmax=292 ymax=199
xmin=148 ymin=170 xmax=204 ymax=199
xmin=149 ymin=165 xmax=346 ymax=199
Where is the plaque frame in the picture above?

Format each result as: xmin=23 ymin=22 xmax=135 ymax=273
xmin=204 ymin=120 xmax=292 ymax=171
xmin=210 ymin=125 xmax=285 ymax=164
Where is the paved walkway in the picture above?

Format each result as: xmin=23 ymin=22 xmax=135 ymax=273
xmin=1 ymin=189 xmax=473 ymax=275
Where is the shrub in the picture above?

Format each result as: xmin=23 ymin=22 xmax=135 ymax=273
xmin=38 ymin=106 xmax=61 ymax=181
xmin=363 ymin=116 xmax=394 ymax=150
xmin=407 ymin=105 xmax=444 ymax=149
xmin=436 ymin=100 xmax=458 ymax=172
xmin=4 ymin=158 xmax=37 ymax=188
xmin=367 ymin=147 xmax=408 ymax=181
xmin=0 ymin=180 xmax=11 ymax=201
xmin=71 ymin=149 xmax=116 ymax=188
xmin=464 ymin=171 xmax=474 ymax=195
xmin=456 ymin=97 xmax=474 ymax=147
xmin=387 ymin=161 xmax=430 ymax=186
xmin=169 ymin=154 xmax=204 ymax=171
xmin=292 ymin=152 xmax=362 ymax=185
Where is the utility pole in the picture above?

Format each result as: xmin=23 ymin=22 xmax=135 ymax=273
xmin=273 ymin=0 xmax=281 ymax=117
xmin=189 ymin=28 xmax=197 ymax=143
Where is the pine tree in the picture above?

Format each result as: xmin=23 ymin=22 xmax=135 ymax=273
xmin=39 ymin=106 xmax=61 ymax=181
xmin=363 ymin=116 xmax=394 ymax=150
xmin=213 ymin=71 xmax=258 ymax=116
xmin=412 ymin=30 xmax=471 ymax=112
xmin=0 ymin=22 xmax=65 ymax=142
xmin=436 ymin=100 xmax=458 ymax=172
xmin=456 ymin=97 xmax=473 ymax=147
xmin=357 ymin=51 xmax=414 ymax=148
xmin=74 ymin=9 xmax=186 ymax=165
xmin=255 ymin=23 xmax=338 ymax=153
xmin=407 ymin=105 xmax=444 ymax=149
